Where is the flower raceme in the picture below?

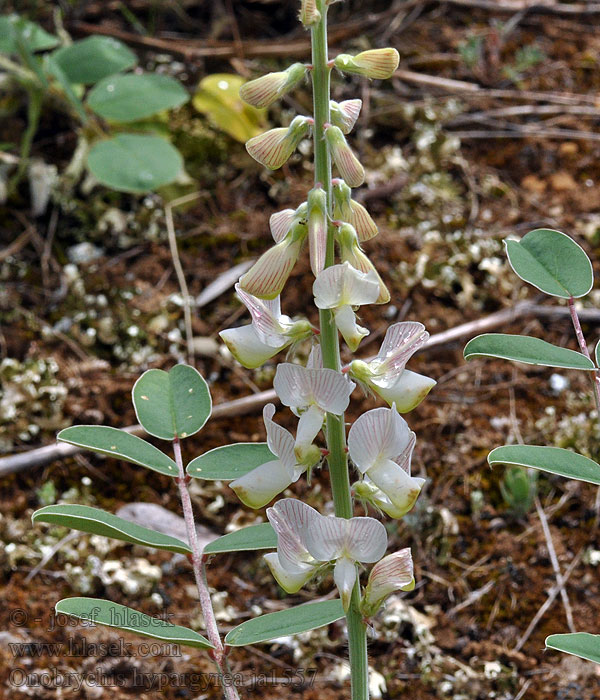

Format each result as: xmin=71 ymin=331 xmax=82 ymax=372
xmin=229 ymin=404 xmax=319 ymax=509
xmin=348 ymin=405 xmax=425 ymax=519
xmin=264 ymin=499 xmax=388 ymax=610
xmin=246 ymin=115 xmax=313 ymax=170
xmin=273 ymin=361 xmax=355 ymax=463
xmin=349 ymin=321 xmax=436 ymax=412
xmin=313 ymin=262 xmax=379 ymax=351
xmin=334 ymin=48 xmax=400 ymax=80
xmin=239 ymin=63 xmax=307 ymax=109
xmin=219 ymin=284 xmax=313 ymax=369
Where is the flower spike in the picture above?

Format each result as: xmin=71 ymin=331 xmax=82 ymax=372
xmin=332 ymin=179 xmax=378 ymax=242
xmin=307 ymin=186 xmax=328 ymax=276
xmin=330 ymin=99 xmax=362 ymax=134
xmin=337 ymin=223 xmax=389 ymax=303
xmin=334 ymin=48 xmax=400 ymax=80
xmin=324 ymin=125 xmax=365 ymax=188
xmin=238 ymin=223 xmax=307 ymax=299
xmin=246 ymin=115 xmax=312 ymax=170
xmin=361 ymin=549 xmax=415 ymax=618
xmin=240 ymin=63 xmax=307 ymax=109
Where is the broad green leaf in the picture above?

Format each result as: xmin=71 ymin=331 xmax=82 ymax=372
xmin=204 ymin=523 xmax=276 ymax=555
xmin=187 ymin=443 xmax=275 ymax=480
xmin=55 ymin=598 xmax=212 ymax=649
xmin=132 ymin=365 xmax=211 ymax=441
xmin=489 ymin=445 xmax=600 ymax=485
xmin=225 ymin=599 xmax=345 ymax=647
xmin=45 ymin=55 xmax=88 ymax=123
xmin=0 ymin=15 xmax=59 ymax=55
xmin=596 ymin=339 xmax=600 ymax=368
xmin=505 ymin=229 xmax=593 ymax=299
xmin=87 ymin=134 xmax=183 ymax=193
xmin=546 ymin=633 xmax=600 ymax=663
xmin=57 ymin=425 xmax=177 ymax=477
xmin=87 ymin=73 xmax=188 ymax=122
xmin=192 ymin=74 xmax=266 ymax=143
xmin=464 ymin=334 xmax=595 ymax=370
xmin=33 ymin=504 xmax=191 ymax=554
xmin=51 ymin=36 xmax=137 ymax=85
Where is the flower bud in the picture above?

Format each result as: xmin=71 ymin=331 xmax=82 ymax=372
xmin=361 ymin=549 xmax=414 ymax=618
xmin=337 ymin=223 xmax=389 ymax=303
xmin=334 ymin=48 xmax=400 ymax=80
xmin=330 ymin=99 xmax=362 ymax=134
xmin=246 ymin=115 xmax=312 ymax=170
xmin=332 ymin=179 xmax=378 ymax=242
xmin=325 ymin=125 xmax=364 ymax=188
xmin=307 ymin=186 xmax=328 ymax=276
xmin=240 ymin=63 xmax=307 ymax=109
xmin=270 ymin=202 xmax=307 ymax=243
xmin=238 ymin=223 xmax=307 ymax=299
xmin=299 ymin=0 xmax=321 ymax=26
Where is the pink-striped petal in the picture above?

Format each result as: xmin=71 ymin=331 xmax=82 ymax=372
xmin=347 ymin=406 xmax=414 ymax=473
xmin=246 ymin=116 xmax=311 ymax=170
xmin=330 ymin=99 xmax=362 ymax=134
xmin=313 ymin=261 xmax=379 ymax=309
xmin=306 ymin=344 xmax=323 ymax=369
xmin=333 ymin=556 xmax=357 ymax=611
xmin=267 ymin=498 xmax=319 ymax=571
xmin=219 ymin=324 xmax=286 ymax=369
xmin=235 ymin=283 xmax=284 ymax=345
xmin=334 ymin=48 xmax=399 ymax=80
xmin=263 ymin=403 xmax=296 ymax=471
xmin=325 ymin=125 xmax=364 ymax=188
xmin=295 ymin=404 xmax=324 ymax=463
xmin=343 ymin=515 xmax=388 ymax=563
xmin=273 ymin=363 xmax=354 ymax=414
xmin=307 ymin=187 xmax=328 ymax=276
xmin=349 ymin=199 xmax=378 ymax=242
xmin=240 ymin=63 xmax=307 ymax=109
xmin=374 ymin=322 xmax=429 ymax=379
xmin=270 ymin=208 xmax=296 ymax=243
xmin=238 ymin=234 xmax=304 ymax=300
xmin=300 ymin=0 xmax=321 ymax=26
xmin=362 ymin=548 xmax=414 ymax=617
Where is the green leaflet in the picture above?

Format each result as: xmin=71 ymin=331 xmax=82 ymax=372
xmin=488 ymin=445 xmax=600 ymax=485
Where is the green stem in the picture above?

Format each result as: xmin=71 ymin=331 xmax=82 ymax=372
xmin=311 ymin=4 xmax=369 ymax=699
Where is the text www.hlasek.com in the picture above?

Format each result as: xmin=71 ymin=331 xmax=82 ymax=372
xmin=9 ymin=668 xmax=318 ymax=691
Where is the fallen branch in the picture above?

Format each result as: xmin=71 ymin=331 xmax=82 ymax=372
xmin=4 ymin=300 xmax=600 ymax=477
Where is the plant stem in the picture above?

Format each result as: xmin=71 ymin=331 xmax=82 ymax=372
xmin=173 ymin=438 xmax=240 ymax=700
xmin=568 ymin=296 xmax=600 ymax=414
xmin=311 ymin=4 xmax=369 ymax=699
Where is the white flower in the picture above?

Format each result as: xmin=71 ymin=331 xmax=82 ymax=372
xmin=313 ymin=262 xmax=379 ymax=350
xmin=334 ymin=49 xmax=400 ymax=80
xmin=324 ymin=125 xmax=364 ymax=188
xmin=269 ymin=202 xmax=307 ymax=243
xmin=330 ymin=99 xmax=362 ymax=134
xmin=229 ymin=405 xmax=318 ymax=509
xmin=265 ymin=498 xmax=388 ymax=609
xmin=349 ymin=321 xmax=435 ymax=412
xmin=218 ymin=285 xmax=312 ymax=368
xmin=246 ymin=115 xmax=312 ymax=170
xmin=332 ymin=178 xmax=378 ymax=242
xmin=273 ymin=361 xmax=355 ymax=462
xmin=348 ymin=406 xmax=425 ymax=518
xmin=361 ymin=548 xmax=414 ymax=617
xmin=240 ymin=63 xmax=307 ymax=109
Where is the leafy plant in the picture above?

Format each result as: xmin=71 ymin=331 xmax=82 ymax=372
xmin=30 ymin=1 xmax=437 ymax=697
xmin=0 ymin=13 xmax=188 ymax=194
xmin=500 ymin=465 xmax=538 ymax=517
xmin=464 ymin=227 xmax=600 ymax=664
